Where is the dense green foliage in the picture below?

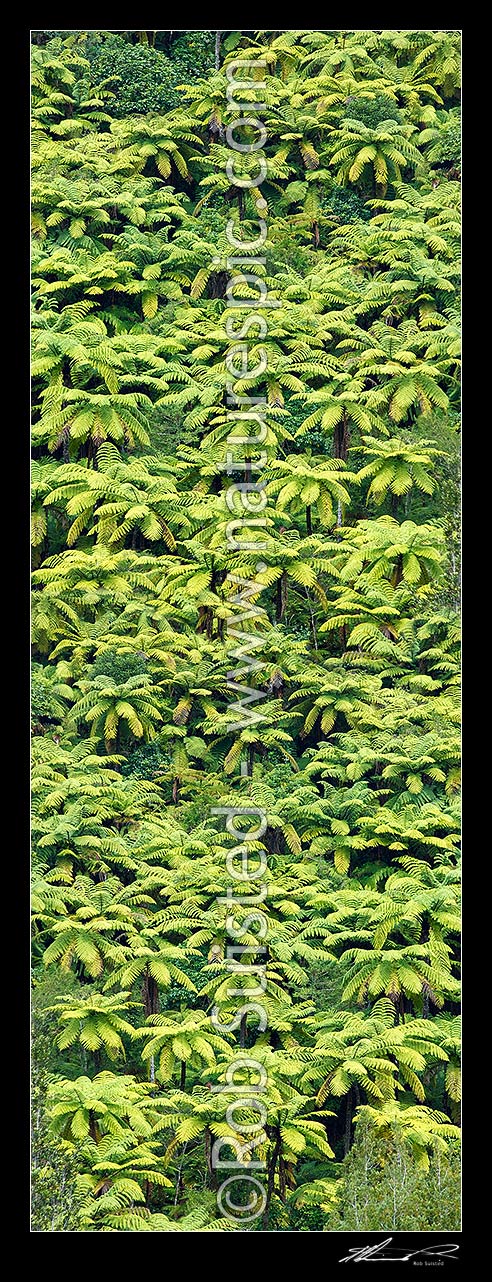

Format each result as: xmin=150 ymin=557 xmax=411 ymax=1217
xmin=87 ymin=32 xmax=216 ymax=116
xmin=325 ymin=1117 xmax=460 ymax=1232
xmin=31 ymin=29 xmax=461 ymax=1232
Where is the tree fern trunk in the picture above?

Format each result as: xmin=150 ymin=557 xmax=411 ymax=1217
xmin=279 ymin=1153 xmax=287 ymax=1201
xmin=392 ymin=555 xmax=404 ymax=587
xmin=276 ymin=570 xmax=288 ymax=621
xmin=143 ymin=965 xmax=159 ymax=1018
xmin=89 ymin=1111 xmax=99 ymax=1144
xmin=344 ymin=1086 xmax=353 ymax=1155
xmin=334 ymin=412 xmax=349 ymax=461
xmin=263 ymin=1126 xmax=282 ymax=1226
xmin=205 ymin=1127 xmax=217 ymax=1189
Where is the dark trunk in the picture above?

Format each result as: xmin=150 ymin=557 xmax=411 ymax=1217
xmin=265 ymin=825 xmax=282 ymax=856
xmin=392 ymin=555 xmax=404 ymax=588
xmin=333 ymin=412 xmax=350 ymax=462
xmin=239 ymin=1011 xmax=247 ymax=1048
xmin=276 ymin=570 xmax=288 ymax=621
xmin=279 ymin=1154 xmax=287 ymax=1201
xmin=344 ymin=1086 xmax=354 ymax=1155
xmin=263 ymin=1126 xmax=282 ymax=1227
xmin=205 ymin=1126 xmax=218 ymax=1189
xmin=267 ymin=670 xmax=285 ymax=701
xmin=85 ymin=436 xmax=96 ymax=470
xmin=306 ymin=505 xmax=312 ymax=535
xmin=131 ymin=527 xmax=143 ymax=550
xmin=180 ymin=1060 xmax=187 ymax=1090
xmin=208 ymin=270 xmax=228 ymax=298
xmin=215 ymin=30 xmax=221 ymax=70
xmin=142 ymin=965 xmax=160 ymax=1018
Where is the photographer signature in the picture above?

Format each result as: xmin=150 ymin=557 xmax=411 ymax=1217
xmin=339 ymin=1237 xmax=459 ymax=1263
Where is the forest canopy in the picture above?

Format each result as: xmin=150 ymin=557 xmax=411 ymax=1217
xmin=31 ymin=29 xmax=461 ymax=1233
